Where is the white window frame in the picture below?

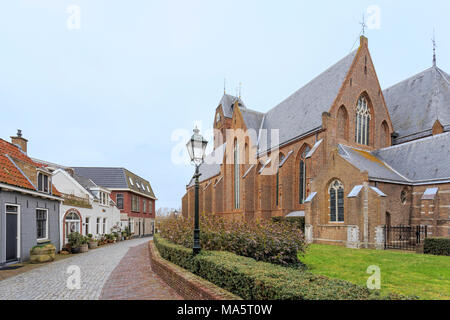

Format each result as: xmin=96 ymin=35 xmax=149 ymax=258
xmin=36 ymin=208 xmax=49 ymax=241
xmin=96 ymin=217 xmax=101 ymax=234
xmin=5 ymin=204 xmax=21 ymax=259
xmin=103 ymin=218 xmax=107 ymax=234
xmin=37 ymin=172 xmax=50 ymax=194
xmin=85 ymin=217 xmax=90 ymax=235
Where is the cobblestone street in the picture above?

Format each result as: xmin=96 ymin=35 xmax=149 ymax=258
xmin=0 ymin=238 xmax=181 ymax=300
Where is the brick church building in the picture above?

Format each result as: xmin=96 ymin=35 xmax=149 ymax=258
xmin=182 ymin=36 xmax=450 ymax=249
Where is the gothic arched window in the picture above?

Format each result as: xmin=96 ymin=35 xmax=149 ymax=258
xmin=299 ymin=146 xmax=311 ymax=204
xmin=276 ymin=153 xmax=285 ymax=207
xmin=234 ymin=139 xmax=240 ymax=209
xmin=355 ymin=96 xmax=371 ymax=145
xmin=329 ymin=180 xmax=344 ymax=222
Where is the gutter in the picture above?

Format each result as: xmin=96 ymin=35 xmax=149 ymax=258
xmin=0 ymin=183 xmax=63 ymax=201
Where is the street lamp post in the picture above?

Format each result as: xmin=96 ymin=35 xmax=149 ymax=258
xmin=186 ymin=127 xmax=208 ymax=255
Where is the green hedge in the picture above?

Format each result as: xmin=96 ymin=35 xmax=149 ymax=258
xmin=153 ymin=234 xmax=412 ymax=300
xmin=424 ymin=238 xmax=450 ymax=256
xmin=271 ymin=216 xmax=305 ymax=231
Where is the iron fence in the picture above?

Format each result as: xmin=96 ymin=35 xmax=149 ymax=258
xmin=384 ymin=225 xmax=427 ymax=251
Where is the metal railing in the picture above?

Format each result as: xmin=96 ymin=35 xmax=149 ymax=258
xmin=384 ymin=225 xmax=427 ymax=251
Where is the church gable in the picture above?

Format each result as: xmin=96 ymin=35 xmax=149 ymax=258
xmin=329 ymin=36 xmax=393 ymax=150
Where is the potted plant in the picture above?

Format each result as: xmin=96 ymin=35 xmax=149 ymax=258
xmin=80 ymin=236 xmax=89 ymax=253
xmin=68 ymin=232 xmax=83 ymax=254
xmin=87 ymin=234 xmax=98 ymax=249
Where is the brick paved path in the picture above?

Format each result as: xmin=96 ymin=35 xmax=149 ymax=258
xmin=0 ymin=237 xmax=181 ymax=300
xmin=100 ymin=242 xmax=182 ymax=300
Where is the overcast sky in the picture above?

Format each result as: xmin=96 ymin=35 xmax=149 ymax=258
xmin=1 ymin=0 xmax=449 ymax=209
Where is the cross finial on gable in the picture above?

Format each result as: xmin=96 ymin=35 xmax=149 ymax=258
xmin=432 ymin=29 xmax=437 ymax=67
xmin=360 ymin=14 xmax=367 ymax=36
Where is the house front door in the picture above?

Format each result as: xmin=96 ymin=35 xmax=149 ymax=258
xmin=6 ymin=205 xmax=19 ymax=262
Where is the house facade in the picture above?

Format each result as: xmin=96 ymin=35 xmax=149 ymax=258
xmin=182 ymin=36 xmax=450 ymax=248
xmin=51 ymin=169 xmax=122 ymax=248
xmin=73 ymin=167 xmax=156 ymax=237
xmin=0 ymin=132 xmax=62 ymax=264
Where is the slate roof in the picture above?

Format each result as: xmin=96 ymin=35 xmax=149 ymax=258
xmin=187 ymin=144 xmax=225 ymax=186
xmin=338 ymin=144 xmax=408 ymax=183
xmin=0 ymin=139 xmax=61 ymax=196
xmin=219 ymin=94 xmax=246 ymax=118
xmin=260 ymin=49 xmax=358 ymax=151
xmin=383 ymin=66 xmax=450 ymax=143
xmin=73 ymin=167 xmax=156 ymax=198
xmin=240 ymin=108 xmax=264 ymax=135
xmin=373 ymin=132 xmax=450 ymax=183
xmin=71 ymin=173 xmax=97 ymax=197
xmin=339 ymin=132 xmax=450 ymax=184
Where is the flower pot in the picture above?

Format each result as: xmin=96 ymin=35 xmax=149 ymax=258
xmin=72 ymin=246 xmax=81 ymax=254
xmin=80 ymin=244 xmax=89 ymax=253
xmin=88 ymin=241 xmax=98 ymax=249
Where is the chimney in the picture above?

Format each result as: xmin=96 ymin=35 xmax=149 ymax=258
xmin=11 ymin=129 xmax=28 ymax=154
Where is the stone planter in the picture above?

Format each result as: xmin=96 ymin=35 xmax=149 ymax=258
xmin=30 ymin=243 xmax=56 ymax=264
xmin=88 ymin=241 xmax=98 ymax=249
xmin=80 ymin=244 xmax=89 ymax=253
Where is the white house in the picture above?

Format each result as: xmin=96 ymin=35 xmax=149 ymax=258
xmin=52 ymin=169 xmax=124 ymax=248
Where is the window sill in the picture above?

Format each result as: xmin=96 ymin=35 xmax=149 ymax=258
xmin=37 ymin=238 xmax=49 ymax=243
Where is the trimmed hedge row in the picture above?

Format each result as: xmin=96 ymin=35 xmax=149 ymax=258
xmin=424 ymin=238 xmax=450 ymax=256
xmin=153 ymin=234 xmax=412 ymax=300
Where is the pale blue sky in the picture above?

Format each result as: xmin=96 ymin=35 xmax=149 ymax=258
xmin=1 ymin=0 xmax=449 ymax=209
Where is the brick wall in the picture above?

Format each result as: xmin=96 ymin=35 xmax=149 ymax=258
xmin=148 ymin=241 xmax=240 ymax=300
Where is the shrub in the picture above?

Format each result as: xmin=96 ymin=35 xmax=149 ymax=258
xmin=67 ymin=232 xmax=84 ymax=248
xmin=424 ymin=238 xmax=450 ymax=256
xmin=157 ymin=214 xmax=306 ymax=267
xmin=153 ymin=235 xmax=412 ymax=300
xmin=272 ymin=216 xmax=305 ymax=231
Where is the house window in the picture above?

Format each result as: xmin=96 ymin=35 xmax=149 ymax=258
xmin=103 ymin=218 xmax=107 ymax=234
xmin=299 ymin=146 xmax=311 ymax=204
xmin=131 ymin=195 xmax=140 ymax=212
xmin=129 ymin=177 xmax=134 ymax=185
xmin=36 ymin=209 xmax=48 ymax=240
xmin=149 ymin=201 xmax=152 ymax=213
xmin=234 ymin=140 xmax=240 ymax=209
xmin=329 ymin=180 xmax=344 ymax=222
xmin=85 ymin=217 xmax=90 ymax=235
xmin=143 ymin=199 xmax=147 ymax=213
xmin=401 ymin=188 xmax=408 ymax=205
xmin=355 ymin=96 xmax=371 ymax=145
xmin=99 ymin=192 xmax=108 ymax=206
xmin=116 ymin=194 xmax=124 ymax=210
xmin=96 ymin=217 xmax=101 ymax=234
xmin=37 ymin=172 xmax=49 ymax=193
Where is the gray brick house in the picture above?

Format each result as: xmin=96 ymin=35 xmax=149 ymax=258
xmin=0 ymin=131 xmax=62 ymax=264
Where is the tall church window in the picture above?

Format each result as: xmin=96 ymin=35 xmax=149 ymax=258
xmin=355 ymin=96 xmax=371 ymax=145
xmin=234 ymin=140 xmax=240 ymax=209
xmin=299 ymin=146 xmax=311 ymax=204
xmin=329 ymin=180 xmax=344 ymax=222
xmin=337 ymin=106 xmax=349 ymax=140
xmin=276 ymin=153 xmax=285 ymax=207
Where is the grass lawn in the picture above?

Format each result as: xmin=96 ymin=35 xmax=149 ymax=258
xmin=301 ymin=244 xmax=450 ymax=300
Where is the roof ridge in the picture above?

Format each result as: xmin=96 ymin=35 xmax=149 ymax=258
xmin=383 ymin=66 xmax=436 ymax=92
xmin=266 ymin=49 xmax=358 ymax=114
xmin=377 ymin=131 xmax=450 ymax=152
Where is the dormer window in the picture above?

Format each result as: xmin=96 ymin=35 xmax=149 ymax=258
xmin=100 ymin=191 xmax=109 ymax=206
xmin=129 ymin=177 xmax=134 ymax=185
xmin=37 ymin=172 xmax=50 ymax=193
